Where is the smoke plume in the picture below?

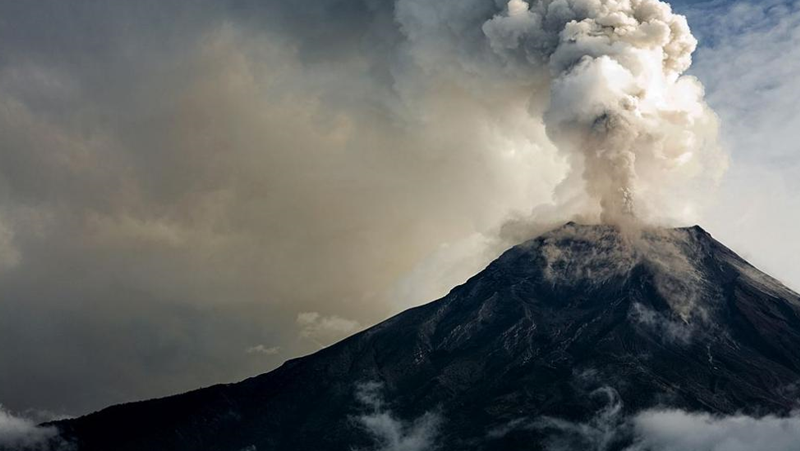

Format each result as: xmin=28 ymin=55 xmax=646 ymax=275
xmin=480 ymin=0 xmax=725 ymax=223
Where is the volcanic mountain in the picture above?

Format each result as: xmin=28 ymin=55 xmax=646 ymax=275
xmin=46 ymin=223 xmax=800 ymax=450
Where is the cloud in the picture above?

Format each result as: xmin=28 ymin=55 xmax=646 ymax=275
xmin=297 ymin=312 xmax=362 ymax=345
xmin=353 ymin=382 xmax=441 ymax=451
xmin=533 ymin=387 xmax=628 ymax=451
xmin=0 ymin=406 xmax=71 ymax=451
xmin=491 ymin=384 xmax=800 ymax=451
xmin=628 ymin=409 xmax=800 ymax=451
xmin=245 ymin=345 xmax=281 ymax=356
xmin=535 ymin=408 xmax=800 ymax=451
xmin=685 ymin=0 xmax=800 ymax=292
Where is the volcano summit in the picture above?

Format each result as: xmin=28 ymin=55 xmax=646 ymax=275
xmin=40 ymin=223 xmax=800 ymax=450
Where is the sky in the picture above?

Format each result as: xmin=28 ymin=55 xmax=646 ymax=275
xmin=0 ymin=0 xmax=798 ymax=419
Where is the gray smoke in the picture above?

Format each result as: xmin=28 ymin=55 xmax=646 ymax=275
xmin=506 ymin=0 xmax=723 ymax=223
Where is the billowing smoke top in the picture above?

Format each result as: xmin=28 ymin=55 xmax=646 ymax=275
xmin=397 ymin=0 xmax=723 ymax=225
xmin=482 ymin=0 xmax=721 ymax=223
xmin=481 ymin=0 xmax=720 ymax=223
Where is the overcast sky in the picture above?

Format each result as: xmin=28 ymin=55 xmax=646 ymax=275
xmin=0 ymin=0 xmax=798 ymax=418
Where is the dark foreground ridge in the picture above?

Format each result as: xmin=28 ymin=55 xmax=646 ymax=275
xmin=46 ymin=223 xmax=800 ymax=450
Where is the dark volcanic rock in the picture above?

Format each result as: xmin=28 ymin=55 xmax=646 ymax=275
xmin=49 ymin=223 xmax=800 ymax=450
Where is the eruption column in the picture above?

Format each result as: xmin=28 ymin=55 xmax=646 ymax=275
xmin=483 ymin=0 xmax=719 ymax=223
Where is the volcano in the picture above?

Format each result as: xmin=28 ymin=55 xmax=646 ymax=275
xmin=47 ymin=223 xmax=800 ymax=451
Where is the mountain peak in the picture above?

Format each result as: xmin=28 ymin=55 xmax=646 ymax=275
xmin=493 ymin=222 xmax=715 ymax=317
xmin=53 ymin=223 xmax=800 ymax=451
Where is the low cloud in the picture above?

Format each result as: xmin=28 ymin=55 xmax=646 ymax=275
xmin=533 ymin=387 xmax=628 ymax=451
xmin=245 ymin=345 xmax=281 ymax=356
xmin=0 ymin=406 xmax=71 ymax=451
xmin=487 ymin=384 xmax=800 ymax=451
xmin=353 ymin=382 xmax=441 ymax=451
xmin=536 ymin=408 xmax=800 ymax=451
xmin=629 ymin=409 xmax=800 ymax=451
xmin=296 ymin=312 xmax=361 ymax=346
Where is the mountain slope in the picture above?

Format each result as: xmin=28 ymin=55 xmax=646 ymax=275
xmin=51 ymin=223 xmax=800 ymax=450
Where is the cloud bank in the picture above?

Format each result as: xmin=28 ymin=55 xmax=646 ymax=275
xmin=489 ymin=387 xmax=800 ymax=451
xmin=629 ymin=409 xmax=800 ymax=451
xmin=540 ymin=408 xmax=800 ymax=451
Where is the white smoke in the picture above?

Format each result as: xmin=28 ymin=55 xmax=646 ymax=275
xmin=535 ymin=408 xmax=800 ymax=451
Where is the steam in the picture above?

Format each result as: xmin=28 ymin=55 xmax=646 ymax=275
xmin=480 ymin=0 xmax=723 ymax=223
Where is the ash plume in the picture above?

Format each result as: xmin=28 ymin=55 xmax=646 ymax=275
xmin=479 ymin=0 xmax=725 ymax=223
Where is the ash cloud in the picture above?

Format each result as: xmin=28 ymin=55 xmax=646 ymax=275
xmin=483 ymin=0 xmax=724 ymax=223
xmin=0 ymin=0 xmax=730 ymax=416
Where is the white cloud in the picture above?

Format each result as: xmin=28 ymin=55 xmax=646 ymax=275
xmin=534 ymin=407 xmax=800 ymax=451
xmin=296 ymin=312 xmax=361 ymax=345
xmin=353 ymin=382 xmax=441 ymax=451
xmin=245 ymin=345 xmax=281 ymax=356
xmin=688 ymin=0 xmax=800 ymax=291
xmin=533 ymin=387 xmax=628 ymax=451
xmin=488 ymin=384 xmax=800 ymax=451
xmin=628 ymin=409 xmax=800 ymax=451
xmin=0 ymin=405 xmax=70 ymax=451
